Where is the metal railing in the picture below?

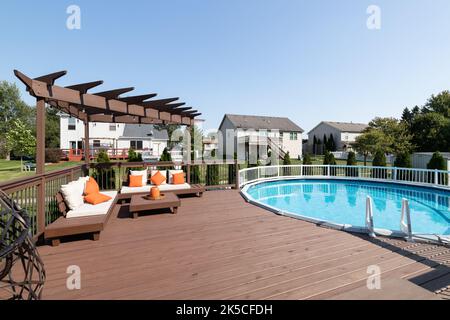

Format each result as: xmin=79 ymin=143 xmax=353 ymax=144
xmin=239 ymin=164 xmax=450 ymax=190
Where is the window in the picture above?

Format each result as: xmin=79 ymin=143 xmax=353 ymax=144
xmin=290 ymin=132 xmax=298 ymax=141
xmin=68 ymin=117 xmax=76 ymax=130
xmin=93 ymin=140 xmax=101 ymax=148
xmin=109 ymin=124 xmax=116 ymax=131
xmin=130 ymin=140 xmax=143 ymax=150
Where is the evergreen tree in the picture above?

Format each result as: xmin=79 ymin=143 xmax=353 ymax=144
xmin=427 ymin=151 xmax=446 ymax=170
xmin=328 ymin=134 xmax=337 ymax=152
xmin=313 ymin=136 xmax=317 ymax=155
xmin=372 ymin=150 xmax=387 ymax=167
xmin=302 ymin=153 xmax=312 ymax=165
xmin=323 ymin=135 xmax=328 ymax=153
xmin=394 ymin=153 xmax=412 ymax=168
xmin=346 ymin=151 xmax=357 ymax=166
xmin=206 ymin=150 xmax=219 ymax=186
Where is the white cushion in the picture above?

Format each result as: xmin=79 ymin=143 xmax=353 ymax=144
xmin=130 ymin=169 xmax=148 ymax=186
xmin=168 ymin=170 xmax=184 ymax=184
xmin=120 ymin=183 xmax=191 ymax=194
xmin=120 ymin=185 xmax=152 ymax=194
xmin=66 ymin=191 xmax=117 ymax=218
xmin=159 ymin=183 xmax=191 ymax=191
xmin=150 ymin=170 xmax=167 ymax=185
xmin=60 ymin=179 xmax=85 ymax=210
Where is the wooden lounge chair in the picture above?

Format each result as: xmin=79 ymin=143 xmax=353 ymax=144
xmin=44 ymin=191 xmax=118 ymax=246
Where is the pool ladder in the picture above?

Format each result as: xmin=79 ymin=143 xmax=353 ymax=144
xmin=365 ymin=196 xmax=413 ymax=242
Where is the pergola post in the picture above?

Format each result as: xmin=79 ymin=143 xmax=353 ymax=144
xmin=186 ymin=125 xmax=191 ymax=184
xmin=84 ymin=120 xmax=90 ymax=166
xmin=36 ymin=98 xmax=46 ymax=235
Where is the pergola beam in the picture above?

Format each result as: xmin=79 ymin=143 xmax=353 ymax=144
xmin=14 ymin=70 xmax=200 ymax=125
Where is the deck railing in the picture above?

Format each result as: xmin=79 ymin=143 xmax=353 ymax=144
xmin=239 ymin=165 xmax=450 ymax=190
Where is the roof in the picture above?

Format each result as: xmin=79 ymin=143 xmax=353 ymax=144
xmin=308 ymin=121 xmax=368 ymax=134
xmin=119 ymin=124 xmax=168 ymax=140
xmin=220 ymin=114 xmax=304 ymax=132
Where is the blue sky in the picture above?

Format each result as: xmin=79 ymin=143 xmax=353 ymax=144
xmin=1 ymin=0 xmax=450 ymax=132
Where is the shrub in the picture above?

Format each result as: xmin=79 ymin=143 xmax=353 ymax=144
xmin=394 ymin=153 xmax=412 ymax=168
xmin=427 ymin=151 xmax=446 ymax=170
xmin=372 ymin=150 xmax=387 ymax=179
xmin=92 ymin=150 xmax=114 ymax=190
xmin=96 ymin=150 xmax=110 ymax=163
xmin=346 ymin=151 xmax=358 ymax=177
xmin=206 ymin=150 xmax=219 ymax=186
xmin=128 ymin=148 xmax=142 ymax=162
xmin=372 ymin=151 xmax=387 ymax=167
xmin=45 ymin=148 xmax=62 ymax=163
xmin=283 ymin=152 xmax=292 ymax=165
xmin=323 ymin=151 xmax=336 ymax=176
xmin=159 ymin=147 xmax=172 ymax=162
xmin=303 ymin=153 xmax=312 ymax=165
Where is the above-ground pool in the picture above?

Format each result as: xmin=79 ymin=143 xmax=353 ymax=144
xmin=243 ymin=179 xmax=450 ymax=238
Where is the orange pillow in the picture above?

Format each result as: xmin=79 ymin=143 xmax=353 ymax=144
xmin=84 ymin=192 xmax=112 ymax=205
xmin=85 ymin=177 xmax=100 ymax=195
xmin=129 ymin=175 xmax=144 ymax=187
xmin=151 ymin=171 xmax=166 ymax=186
xmin=172 ymin=172 xmax=185 ymax=185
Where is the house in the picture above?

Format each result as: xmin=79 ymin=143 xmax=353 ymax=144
xmin=307 ymin=121 xmax=368 ymax=154
xmin=59 ymin=113 xmax=168 ymax=159
xmin=218 ymin=114 xmax=304 ymax=160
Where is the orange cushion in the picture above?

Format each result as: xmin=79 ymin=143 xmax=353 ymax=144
xmin=84 ymin=192 xmax=112 ymax=205
xmin=85 ymin=177 xmax=100 ymax=195
xmin=151 ymin=171 xmax=166 ymax=186
xmin=129 ymin=175 xmax=144 ymax=187
xmin=172 ymin=172 xmax=185 ymax=185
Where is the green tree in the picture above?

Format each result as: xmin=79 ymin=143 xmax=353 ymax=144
xmin=128 ymin=148 xmax=142 ymax=162
xmin=323 ymin=135 xmax=328 ymax=153
xmin=323 ymin=151 xmax=336 ymax=165
xmin=346 ymin=151 xmax=357 ymax=166
xmin=372 ymin=151 xmax=387 ymax=167
xmin=394 ymin=153 xmax=412 ymax=168
xmin=5 ymin=119 xmax=36 ymax=171
xmin=427 ymin=151 xmax=447 ymax=170
xmin=354 ymin=129 xmax=389 ymax=166
xmin=423 ymin=91 xmax=450 ymax=117
xmin=159 ymin=147 xmax=172 ymax=162
xmin=328 ymin=134 xmax=337 ymax=152
xmin=312 ymin=135 xmax=317 ymax=155
xmin=283 ymin=151 xmax=292 ymax=165
xmin=368 ymin=117 xmax=413 ymax=155
xmin=45 ymin=107 xmax=60 ymax=148
xmin=302 ymin=153 xmax=312 ymax=165
xmin=410 ymin=112 xmax=449 ymax=152
xmin=0 ymin=81 xmax=33 ymax=158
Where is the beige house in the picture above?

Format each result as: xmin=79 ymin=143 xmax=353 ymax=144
xmin=218 ymin=114 xmax=304 ymax=160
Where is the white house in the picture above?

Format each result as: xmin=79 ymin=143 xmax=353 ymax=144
xmin=59 ymin=113 xmax=168 ymax=158
xmin=218 ymin=114 xmax=304 ymax=160
xmin=307 ymin=121 xmax=368 ymax=154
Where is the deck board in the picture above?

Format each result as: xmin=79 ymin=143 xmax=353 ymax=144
xmin=37 ymin=190 xmax=450 ymax=300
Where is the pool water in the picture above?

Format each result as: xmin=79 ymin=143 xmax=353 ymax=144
xmin=246 ymin=179 xmax=450 ymax=236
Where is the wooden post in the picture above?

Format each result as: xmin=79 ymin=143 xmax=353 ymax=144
xmin=84 ymin=120 xmax=90 ymax=166
xmin=36 ymin=98 xmax=46 ymax=235
xmin=187 ymin=163 xmax=191 ymax=184
xmin=235 ymin=159 xmax=239 ymax=189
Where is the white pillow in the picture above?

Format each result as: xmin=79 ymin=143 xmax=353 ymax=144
xmin=168 ymin=170 xmax=184 ymax=184
xmin=130 ymin=169 xmax=148 ymax=186
xmin=60 ymin=179 xmax=85 ymax=210
xmin=150 ymin=170 xmax=167 ymax=185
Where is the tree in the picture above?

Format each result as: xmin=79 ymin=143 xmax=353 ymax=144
xmin=353 ymin=129 xmax=389 ymax=166
xmin=0 ymin=81 xmax=34 ymax=159
xmin=368 ymin=117 xmax=413 ymax=156
xmin=303 ymin=153 xmax=312 ymax=165
xmin=323 ymin=151 xmax=336 ymax=165
xmin=423 ymin=91 xmax=450 ymax=118
xmin=394 ymin=153 xmax=412 ymax=168
xmin=159 ymin=147 xmax=172 ymax=162
xmin=45 ymin=107 xmax=60 ymax=148
xmin=323 ymin=135 xmax=328 ymax=153
xmin=328 ymin=134 xmax=337 ymax=152
xmin=312 ymin=136 xmax=317 ymax=155
xmin=346 ymin=151 xmax=357 ymax=166
xmin=128 ymin=148 xmax=142 ymax=162
xmin=427 ymin=151 xmax=447 ymax=170
xmin=5 ymin=120 xmax=36 ymax=171
xmin=283 ymin=151 xmax=292 ymax=165
xmin=410 ymin=112 xmax=449 ymax=152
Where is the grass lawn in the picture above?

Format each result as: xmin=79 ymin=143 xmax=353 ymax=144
xmin=0 ymin=160 xmax=81 ymax=183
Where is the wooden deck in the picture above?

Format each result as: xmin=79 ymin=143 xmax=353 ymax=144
xmin=38 ymin=190 xmax=450 ymax=300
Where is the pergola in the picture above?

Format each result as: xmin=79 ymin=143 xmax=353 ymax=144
xmin=14 ymin=70 xmax=201 ymax=174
